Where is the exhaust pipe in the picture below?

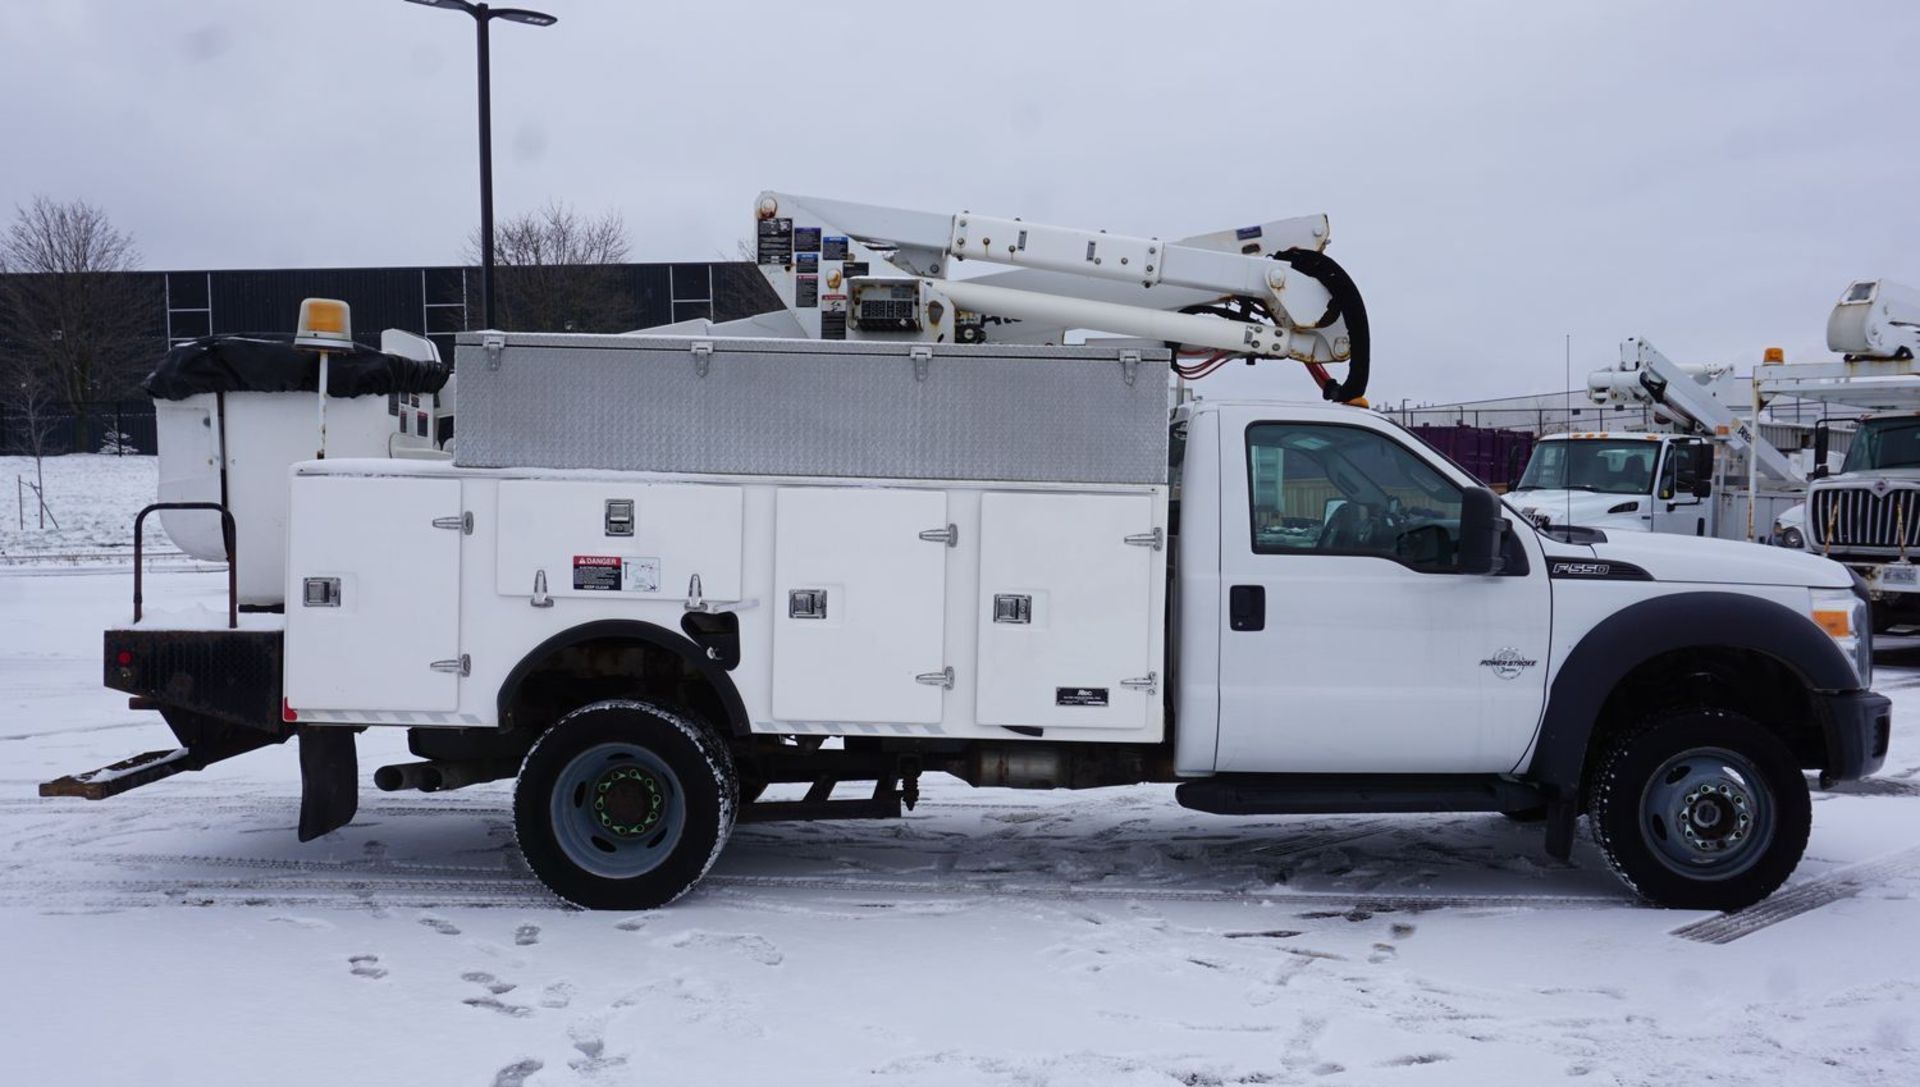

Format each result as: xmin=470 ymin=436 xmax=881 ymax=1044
xmin=373 ymin=761 xmax=434 ymax=792
xmin=373 ymin=759 xmax=517 ymax=794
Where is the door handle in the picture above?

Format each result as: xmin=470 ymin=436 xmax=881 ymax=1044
xmin=1229 ymin=585 xmax=1265 ymax=631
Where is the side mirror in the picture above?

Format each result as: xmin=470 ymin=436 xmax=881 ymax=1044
xmin=1689 ymin=443 xmax=1714 ymax=498
xmin=1459 ymin=486 xmax=1507 ymax=576
xmin=1812 ymin=422 xmax=1830 ymax=480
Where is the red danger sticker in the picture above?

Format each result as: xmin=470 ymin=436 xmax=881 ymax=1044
xmin=573 ymin=554 xmax=622 ymax=590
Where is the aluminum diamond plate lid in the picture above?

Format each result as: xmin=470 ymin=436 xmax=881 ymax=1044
xmin=453 ymin=334 xmax=1169 ymax=485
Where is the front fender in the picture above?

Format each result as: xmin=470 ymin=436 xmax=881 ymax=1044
xmin=1526 ymin=591 xmax=1857 ymax=793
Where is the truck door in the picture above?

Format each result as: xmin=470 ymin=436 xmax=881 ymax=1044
xmin=1651 ymin=439 xmax=1711 ymax=536
xmin=1214 ymin=416 xmax=1550 ymax=773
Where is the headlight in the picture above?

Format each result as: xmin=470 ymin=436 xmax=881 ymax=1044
xmin=1810 ymin=587 xmax=1871 ymax=687
xmin=1775 ymin=525 xmax=1804 ymax=550
xmin=1607 ymin=500 xmax=1641 ymax=514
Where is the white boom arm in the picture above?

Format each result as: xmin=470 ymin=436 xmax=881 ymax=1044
xmin=669 ymin=192 xmax=1371 ymax=400
xmin=1590 ymin=338 xmax=1801 ymax=483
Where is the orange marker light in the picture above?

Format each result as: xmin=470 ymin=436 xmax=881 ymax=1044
xmin=1812 ymin=610 xmax=1851 ymax=638
xmin=294 ymin=298 xmax=353 ymax=350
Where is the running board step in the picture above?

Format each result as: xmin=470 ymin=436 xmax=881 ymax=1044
xmin=1176 ymin=774 xmax=1544 ymax=816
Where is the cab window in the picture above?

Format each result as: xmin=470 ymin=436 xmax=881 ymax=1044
xmin=1247 ymin=422 xmax=1466 ymax=570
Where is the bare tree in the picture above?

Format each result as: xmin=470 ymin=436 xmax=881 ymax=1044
xmin=1 ymin=346 xmax=63 ymax=529
xmin=0 ymin=197 xmax=156 ymax=448
xmin=467 ymin=201 xmax=633 ymax=331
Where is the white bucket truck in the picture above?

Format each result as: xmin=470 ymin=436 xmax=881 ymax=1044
xmin=45 ymin=199 xmax=1889 ymax=913
xmin=1511 ymin=339 xmax=1807 ymax=543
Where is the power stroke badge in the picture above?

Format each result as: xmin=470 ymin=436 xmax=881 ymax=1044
xmin=1479 ymin=648 xmax=1539 ymax=680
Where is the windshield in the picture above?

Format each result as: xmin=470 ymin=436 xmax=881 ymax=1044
xmin=1841 ymin=418 xmax=1920 ymax=473
xmin=1514 ymin=439 xmax=1659 ymax=496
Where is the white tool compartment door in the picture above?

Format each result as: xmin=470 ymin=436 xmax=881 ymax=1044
xmin=976 ymin=492 xmax=1157 ymax=729
xmin=772 ymin=487 xmax=947 ymax=724
xmin=285 ymin=475 xmax=463 ymax=712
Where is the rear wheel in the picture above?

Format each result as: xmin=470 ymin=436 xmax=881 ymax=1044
xmin=514 ymin=700 xmax=737 ymax=910
xmin=1589 ymin=709 xmax=1809 ymax=911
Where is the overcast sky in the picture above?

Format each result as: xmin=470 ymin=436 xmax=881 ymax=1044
xmin=3 ymin=0 xmax=1916 ymax=403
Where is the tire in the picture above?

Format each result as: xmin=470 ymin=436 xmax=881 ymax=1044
xmin=1589 ymin=708 xmax=1810 ymax=911
xmin=513 ymin=700 xmax=737 ymax=910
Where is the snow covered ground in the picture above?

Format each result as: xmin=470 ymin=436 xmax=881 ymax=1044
xmin=0 ymin=454 xmax=165 ymax=561
xmin=3 ymin=564 xmax=1918 ymax=1085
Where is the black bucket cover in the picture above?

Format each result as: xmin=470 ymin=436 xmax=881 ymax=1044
xmin=143 ymin=333 xmax=450 ymax=401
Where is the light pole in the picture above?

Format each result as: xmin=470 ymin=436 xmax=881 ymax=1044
xmin=405 ymin=0 xmax=557 ymax=331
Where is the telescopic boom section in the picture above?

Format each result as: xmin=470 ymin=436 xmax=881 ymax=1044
xmin=734 ymin=192 xmax=1371 ymax=401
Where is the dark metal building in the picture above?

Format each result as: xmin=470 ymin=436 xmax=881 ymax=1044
xmin=153 ymin=261 xmax=777 ymax=361
xmin=0 ymin=261 xmax=778 ymax=454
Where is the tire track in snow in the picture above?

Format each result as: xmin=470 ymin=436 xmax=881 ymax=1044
xmin=1670 ymin=844 xmax=1920 ymax=944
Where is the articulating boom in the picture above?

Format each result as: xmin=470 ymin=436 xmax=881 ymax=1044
xmin=662 ymin=192 xmax=1371 ymax=401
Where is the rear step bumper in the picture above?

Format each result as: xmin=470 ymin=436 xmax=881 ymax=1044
xmin=42 ymin=625 xmax=359 ymax=842
xmin=103 ymin=626 xmax=284 ymax=731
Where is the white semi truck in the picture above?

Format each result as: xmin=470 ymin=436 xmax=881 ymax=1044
xmin=44 ymin=196 xmax=1890 ymax=913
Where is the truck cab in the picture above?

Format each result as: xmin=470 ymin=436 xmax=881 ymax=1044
xmin=1782 ymin=411 xmax=1920 ymax=629
xmin=1509 ymin=432 xmax=1715 ymax=535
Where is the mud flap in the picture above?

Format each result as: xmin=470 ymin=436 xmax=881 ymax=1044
xmin=297 ymin=727 xmax=359 ymax=842
xmin=1544 ymin=796 xmax=1577 ymax=861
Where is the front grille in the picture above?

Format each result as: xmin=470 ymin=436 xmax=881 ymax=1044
xmin=1810 ymin=486 xmax=1920 ymax=551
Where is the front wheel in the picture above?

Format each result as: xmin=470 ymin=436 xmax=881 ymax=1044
xmin=514 ymin=700 xmax=738 ymax=910
xmin=1589 ymin=709 xmax=1810 ymax=911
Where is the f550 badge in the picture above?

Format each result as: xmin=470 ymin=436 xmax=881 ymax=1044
xmin=1479 ymin=648 xmax=1539 ymax=680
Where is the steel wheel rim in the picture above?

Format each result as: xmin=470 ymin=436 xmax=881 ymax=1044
xmin=1638 ymin=745 xmax=1775 ymax=881
xmin=550 ymin=742 xmax=687 ymax=879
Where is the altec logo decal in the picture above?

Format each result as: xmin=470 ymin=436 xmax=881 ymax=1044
xmin=1479 ymin=648 xmax=1539 ymax=680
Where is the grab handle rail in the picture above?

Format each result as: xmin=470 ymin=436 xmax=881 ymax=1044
xmin=133 ymin=502 xmax=237 ymax=629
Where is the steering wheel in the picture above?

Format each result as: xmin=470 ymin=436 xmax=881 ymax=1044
xmin=1319 ymin=502 xmax=1370 ymax=551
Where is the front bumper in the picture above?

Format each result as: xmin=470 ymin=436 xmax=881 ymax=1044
xmin=1844 ymin=562 xmax=1920 ymax=596
xmin=1816 ymin=689 xmax=1892 ymax=784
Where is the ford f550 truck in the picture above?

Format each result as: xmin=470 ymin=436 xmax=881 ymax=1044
xmin=53 ymin=329 xmax=1889 ymax=913
xmin=43 ymin=198 xmax=1892 ymax=913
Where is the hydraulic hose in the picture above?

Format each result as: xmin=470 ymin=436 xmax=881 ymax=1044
xmin=1277 ymin=248 xmax=1370 ymax=403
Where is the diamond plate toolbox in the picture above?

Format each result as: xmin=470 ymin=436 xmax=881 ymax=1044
xmin=453 ymin=334 xmax=1169 ymax=485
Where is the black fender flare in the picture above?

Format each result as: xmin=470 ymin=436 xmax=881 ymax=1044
xmin=497 ymin=619 xmax=752 ymax=737
xmin=1526 ymin=590 xmax=1857 ymax=794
